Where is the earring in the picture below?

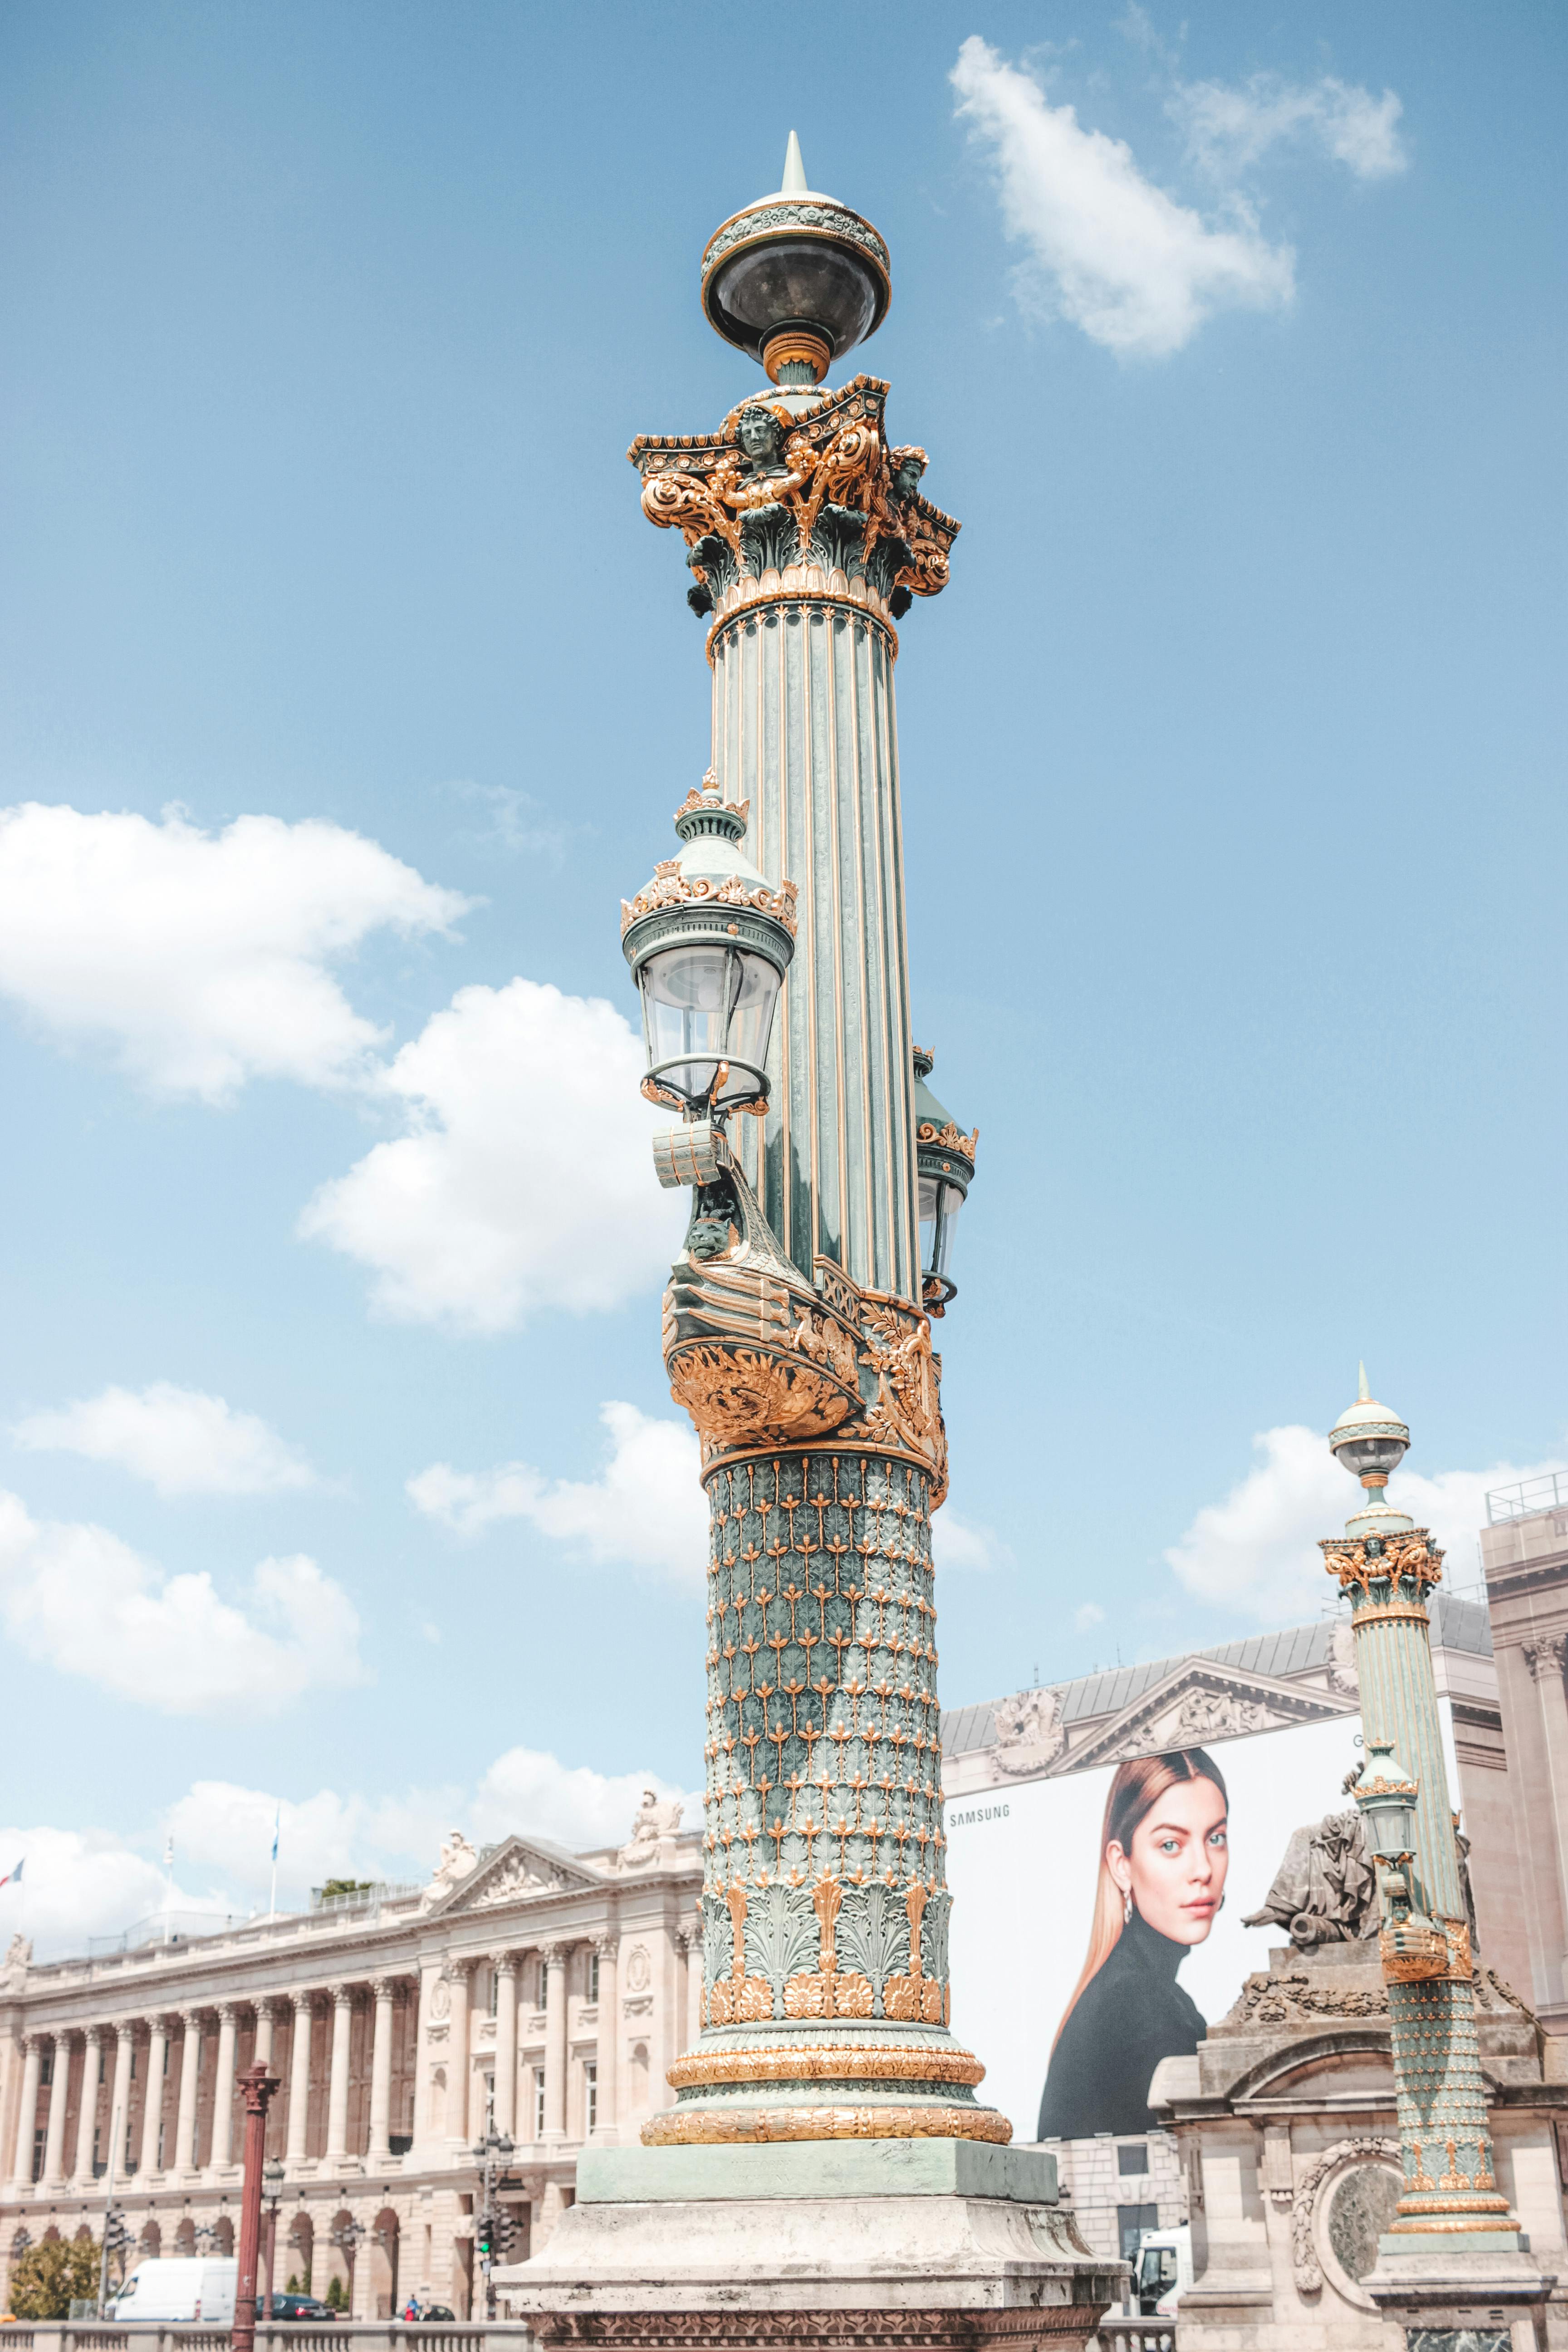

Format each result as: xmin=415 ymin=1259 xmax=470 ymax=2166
xmin=1123 ymin=1892 xmax=1133 ymax=1926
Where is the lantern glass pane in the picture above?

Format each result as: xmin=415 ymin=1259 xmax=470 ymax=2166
xmin=1335 ymin=1436 xmax=1407 ymax=1476
xmin=640 ymin=943 xmax=780 ymax=1108
xmin=936 ymin=1179 xmax=963 ymax=1278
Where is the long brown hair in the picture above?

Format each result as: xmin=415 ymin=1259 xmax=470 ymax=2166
xmin=1052 ymin=1748 xmax=1228 ymax=2048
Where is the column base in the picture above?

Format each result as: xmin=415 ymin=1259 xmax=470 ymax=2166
xmin=495 ymin=2142 xmax=1121 ymax=2350
xmin=1367 ymin=2238 xmax=1551 ymax=2352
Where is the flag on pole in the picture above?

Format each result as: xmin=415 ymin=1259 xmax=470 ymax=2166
xmin=271 ymin=1808 xmax=280 ymax=1864
xmin=0 ymin=1858 xmax=22 ymax=1889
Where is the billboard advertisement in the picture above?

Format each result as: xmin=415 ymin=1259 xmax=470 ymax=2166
xmin=943 ymin=1703 xmax=1464 ymax=2140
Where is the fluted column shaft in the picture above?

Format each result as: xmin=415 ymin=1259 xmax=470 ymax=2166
xmin=285 ymin=1995 xmax=313 ymax=2163
xmin=368 ymin=1980 xmax=396 ymax=2159
xmin=70 ymin=2029 xmax=101 ymax=2182
xmin=140 ymin=2018 xmax=169 ymax=2175
xmin=172 ymin=2012 xmax=201 ymax=2176
xmin=211 ymin=2005 xmax=238 ymax=2167
xmin=445 ymin=1961 xmax=472 ymax=2143
xmin=682 ymin=1928 xmax=703 ymax=2053
xmin=490 ymin=1957 xmax=517 ymax=2140
xmin=325 ymin=1987 xmax=353 ymax=2161
xmin=714 ymin=603 xmax=917 ymax=1297
xmin=591 ymin=1940 xmax=617 ymax=2143
xmin=39 ymin=2034 xmax=69 ymax=2188
xmin=11 ymin=2038 xmax=40 ymax=2188
xmin=540 ymin=1946 xmax=567 ymax=2142
xmin=108 ymin=2024 xmax=134 ymax=2180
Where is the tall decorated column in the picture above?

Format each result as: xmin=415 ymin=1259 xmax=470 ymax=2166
xmin=1323 ymin=1373 xmax=1547 ymax=2342
xmin=619 ymin=133 xmax=999 ymax=2150
xmin=504 ymin=137 xmax=1115 ymax=2352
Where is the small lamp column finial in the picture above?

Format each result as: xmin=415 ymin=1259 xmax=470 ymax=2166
xmin=781 ymin=130 xmax=808 ymax=194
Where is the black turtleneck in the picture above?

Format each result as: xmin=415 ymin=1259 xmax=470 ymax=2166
xmin=1037 ymin=1908 xmax=1208 ymax=2141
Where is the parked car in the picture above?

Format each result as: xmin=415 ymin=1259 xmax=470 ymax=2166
xmin=257 ymin=2293 xmax=342 ymax=2320
xmin=418 ymin=2307 xmax=456 ymax=2323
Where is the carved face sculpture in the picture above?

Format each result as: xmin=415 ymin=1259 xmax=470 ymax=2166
xmin=737 ymin=406 xmax=784 ymax=468
xmin=891 ymin=452 xmax=926 ymax=502
xmin=1107 ymin=1773 xmax=1229 ymax=1946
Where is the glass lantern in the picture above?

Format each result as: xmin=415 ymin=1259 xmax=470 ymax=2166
xmin=1354 ymin=1737 xmax=1420 ymax=1862
xmin=912 ymin=1046 xmax=976 ymax=1314
xmin=622 ymin=783 xmax=796 ymax=1121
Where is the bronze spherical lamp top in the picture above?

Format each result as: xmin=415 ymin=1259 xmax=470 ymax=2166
xmin=701 ymin=132 xmax=891 ymax=386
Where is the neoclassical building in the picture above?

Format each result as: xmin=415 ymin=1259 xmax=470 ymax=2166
xmin=0 ymin=1811 xmax=700 ymax=2317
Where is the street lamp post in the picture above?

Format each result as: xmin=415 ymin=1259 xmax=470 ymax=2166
xmin=469 ymin=2129 xmax=514 ymax=2319
xmin=1322 ymin=1373 xmax=1547 ymax=2338
xmin=230 ymin=2059 xmax=279 ymax=2352
xmin=330 ymin=2216 xmax=365 ymax=2317
xmin=260 ymin=2158 xmax=284 ymax=2322
xmin=502 ymin=131 xmax=1117 ymax=2352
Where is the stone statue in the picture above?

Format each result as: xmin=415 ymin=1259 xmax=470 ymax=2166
xmin=619 ymin=1789 xmax=683 ymax=1867
xmin=1327 ymin=1617 xmax=1359 ymax=1695
xmin=1243 ymin=1806 xmax=1378 ymax=1946
xmin=990 ymin=1686 xmax=1065 ymax=1780
xmin=1 ymin=1932 xmax=32 ymax=1979
xmin=889 ymin=446 xmax=928 ymax=504
xmin=421 ymin=1828 xmax=479 ymax=1906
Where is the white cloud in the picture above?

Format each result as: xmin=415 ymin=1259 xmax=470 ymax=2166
xmin=409 ymin=1401 xmax=706 ymax=1581
xmin=1075 ymin=1601 xmax=1106 ymax=1631
xmin=12 ymin=1382 xmax=320 ymax=1497
xmin=1165 ymin=1425 xmax=1568 ymax=1618
xmin=471 ymin=1749 xmax=692 ymax=1853
xmin=1173 ymin=74 xmax=1407 ymax=181
xmin=0 ymin=1491 xmax=364 ymax=1714
xmin=951 ymin=34 xmax=1294 ymax=357
xmin=0 ymin=1826 xmax=203 ymax=1956
xmin=301 ymin=979 xmax=686 ymax=1332
xmin=933 ymin=1506 xmax=1010 ymax=1573
xmin=0 ymin=803 xmax=469 ymax=1102
xmin=167 ymin=1781 xmax=377 ymax=1897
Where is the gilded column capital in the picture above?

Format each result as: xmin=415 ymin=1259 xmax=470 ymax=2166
xmin=1321 ymin=1527 xmax=1443 ymax=1616
xmin=629 ymin=378 xmax=958 ymax=632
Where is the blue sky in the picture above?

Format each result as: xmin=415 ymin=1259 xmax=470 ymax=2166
xmin=0 ymin=0 xmax=1562 ymax=1951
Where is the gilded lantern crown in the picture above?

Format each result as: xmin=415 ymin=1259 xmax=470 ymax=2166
xmin=1329 ymin=1363 xmax=1414 ymax=1538
xmin=701 ymin=132 xmax=891 ymax=388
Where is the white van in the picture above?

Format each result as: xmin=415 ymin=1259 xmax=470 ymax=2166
xmin=1132 ymin=2224 xmax=1192 ymax=2316
xmin=111 ymin=2257 xmax=238 ymax=2325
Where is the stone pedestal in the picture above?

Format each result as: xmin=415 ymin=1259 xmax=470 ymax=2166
xmin=495 ymin=2143 xmax=1122 ymax=2350
xmin=1367 ymin=2240 xmax=1554 ymax=2352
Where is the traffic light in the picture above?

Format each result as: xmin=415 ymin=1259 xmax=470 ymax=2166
xmin=475 ymin=2210 xmax=494 ymax=2263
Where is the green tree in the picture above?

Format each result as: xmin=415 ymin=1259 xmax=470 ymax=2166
xmin=317 ymin=1879 xmax=374 ymax=1902
xmin=325 ymin=2276 xmax=346 ymax=2310
xmin=284 ymin=2273 xmax=301 ymax=2294
xmin=10 ymin=2236 xmax=103 ymax=2319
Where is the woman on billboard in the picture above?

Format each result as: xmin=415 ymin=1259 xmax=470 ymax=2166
xmin=1038 ymin=1748 xmax=1229 ymax=2140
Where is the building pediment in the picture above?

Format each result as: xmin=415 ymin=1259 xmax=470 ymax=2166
xmin=1063 ymin=1656 xmax=1355 ymax=1776
xmin=425 ymin=1833 xmax=603 ymax=1917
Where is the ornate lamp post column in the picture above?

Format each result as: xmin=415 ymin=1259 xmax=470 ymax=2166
xmin=1322 ymin=1373 xmax=1547 ymax=2338
xmin=617 ymin=137 xmax=999 ymax=2151
xmin=504 ymin=133 xmax=1114 ymax=2352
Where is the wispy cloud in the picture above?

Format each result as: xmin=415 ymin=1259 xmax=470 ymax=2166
xmin=409 ymin=1401 xmax=706 ymax=1581
xmin=13 ymin=1383 xmax=321 ymax=1498
xmin=951 ymin=34 xmax=1294 ymax=358
xmin=1172 ymin=74 xmax=1407 ymax=182
xmin=1165 ymin=1426 xmax=1566 ymax=1619
xmin=0 ymin=804 xmax=469 ymax=1102
xmin=0 ymin=1494 xmax=364 ymax=1714
xmin=300 ymin=978 xmax=685 ymax=1332
xmin=444 ymin=781 xmax=570 ymax=867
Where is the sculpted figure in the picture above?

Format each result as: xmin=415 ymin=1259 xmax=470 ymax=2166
xmin=1242 ymin=1807 xmax=1377 ymax=1946
xmin=2 ymin=1932 xmax=31 ymax=1976
xmin=620 ymin=1788 xmax=684 ymax=1867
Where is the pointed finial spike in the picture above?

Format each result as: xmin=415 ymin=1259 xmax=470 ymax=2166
xmin=782 ymin=130 xmax=808 ymax=195
xmin=1357 ymin=1362 xmax=1370 ymax=1402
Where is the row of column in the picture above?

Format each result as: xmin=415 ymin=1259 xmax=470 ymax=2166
xmin=10 ymin=1918 xmax=706 ymax=2192
xmin=10 ymin=1976 xmax=412 ymax=2193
